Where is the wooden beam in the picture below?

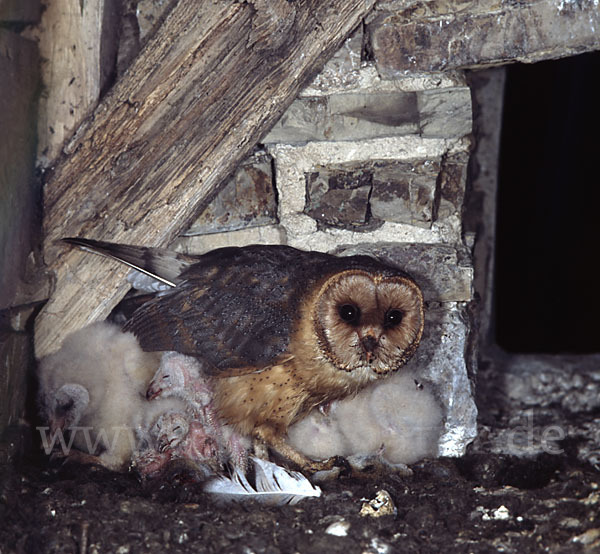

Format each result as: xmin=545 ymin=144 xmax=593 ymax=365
xmin=35 ymin=0 xmax=375 ymax=358
xmin=28 ymin=0 xmax=116 ymax=166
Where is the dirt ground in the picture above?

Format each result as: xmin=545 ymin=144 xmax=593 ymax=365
xmin=1 ymin=447 xmax=599 ymax=554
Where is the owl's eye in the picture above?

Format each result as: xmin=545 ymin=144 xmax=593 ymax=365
xmin=384 ymin=309 xmax=404 ymax=328
xmin=338 ymin=304 xmax=361 ymax=324
xmin=56 ymin=398 xmax=74 ymax=415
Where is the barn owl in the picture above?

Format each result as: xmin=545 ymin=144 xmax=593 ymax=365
xmin=63 ymin=238 xmax=425 ymax=473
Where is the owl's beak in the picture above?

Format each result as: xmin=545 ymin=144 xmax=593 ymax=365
xmin=50 ymin=416 xmax=66 ymax=437
xmin=360 ymin=334 xmax=379 ymax=362
xmin=146 ymin=382 xmax=161 ymax=400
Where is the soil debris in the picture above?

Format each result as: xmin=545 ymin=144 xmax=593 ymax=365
xmin=1 ymin=451 xmax=599 ymax=553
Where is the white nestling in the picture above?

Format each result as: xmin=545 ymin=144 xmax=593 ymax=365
xmin=287 ymin=371 xmax=443 ymax=466
xmin=37 ymin=321 xmax=188 ymax=471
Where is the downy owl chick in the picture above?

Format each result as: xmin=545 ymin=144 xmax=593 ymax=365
xmin=37 ymin=321 xmax=162 ymax=470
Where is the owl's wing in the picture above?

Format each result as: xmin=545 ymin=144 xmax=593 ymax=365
xmin=123 ymin=246 xmax=320 ymax=376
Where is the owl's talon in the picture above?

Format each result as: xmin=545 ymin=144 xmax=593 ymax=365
xmin=311 ymin=466 xmax=342 ymax=483
xmin=307 ymin=453 xmax=405 ymax=480
xmin=303 ymin=455 xmax=349 ymax=474
xmin=344 ymin=454 xmax=413 ymax=479
xmin=331 ymin=455 xmax=351 ymax=473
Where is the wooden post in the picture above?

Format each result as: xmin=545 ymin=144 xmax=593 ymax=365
xmin=35 ymin=0 xmax=375 ymax=358
xmin=28 ymin=0 xmax=116 ymax=166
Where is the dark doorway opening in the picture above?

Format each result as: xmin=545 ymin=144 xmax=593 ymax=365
xmin=495 ymin=51 xmax=600 ymax=353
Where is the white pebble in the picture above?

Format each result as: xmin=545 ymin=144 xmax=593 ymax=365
xmin=325 ymin=520 xmax=350 ymax=537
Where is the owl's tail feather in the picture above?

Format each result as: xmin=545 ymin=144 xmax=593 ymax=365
xmin=62 ymin=237 xmax=194 ymax=288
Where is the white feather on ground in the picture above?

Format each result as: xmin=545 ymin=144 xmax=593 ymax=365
xmin=287 ymin=371 xmax=443 ymax=465
xmin=204 ymin=457 xmax=321 ymax=505
xmin=37 ymin=321 xmax=171 ymax=471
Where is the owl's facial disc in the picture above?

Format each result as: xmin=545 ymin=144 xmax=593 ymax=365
xmin=315 ymin=270 xmax=424 ymax=375
xmin=52 ymin=384 xmax=90 ymax=432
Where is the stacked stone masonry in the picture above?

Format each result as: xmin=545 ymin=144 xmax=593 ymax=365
xmin=368 ymin=0 xmax=600 ymax=73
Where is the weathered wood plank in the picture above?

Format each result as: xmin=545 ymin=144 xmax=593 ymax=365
xmin=26 ymin=0 xmax=117 ymax=166
xmin=35 ymin=0 xmax=376 ymax=358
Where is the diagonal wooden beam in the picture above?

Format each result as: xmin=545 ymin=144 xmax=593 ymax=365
xmin=35 ymin=0 xmax=376 ymax=358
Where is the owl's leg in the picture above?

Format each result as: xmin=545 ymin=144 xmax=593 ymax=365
xmin=254 ymin=424 xmax=344 ymax=474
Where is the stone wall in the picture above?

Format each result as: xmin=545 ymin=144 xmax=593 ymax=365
xmin=368 ymin=0 xmax=600 ymax=73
